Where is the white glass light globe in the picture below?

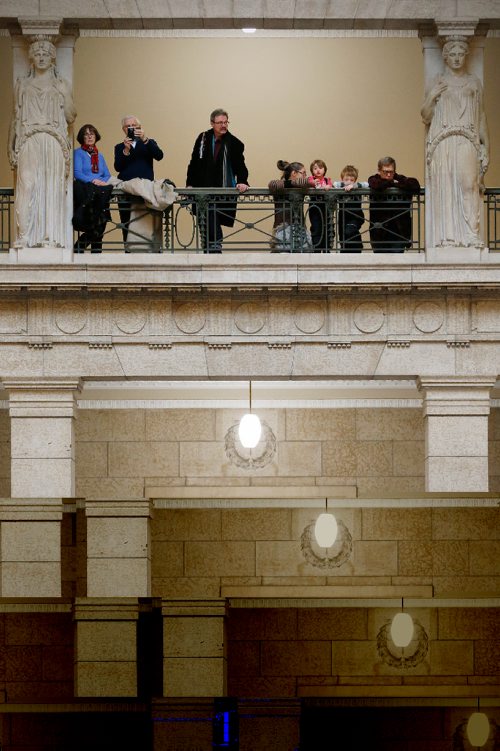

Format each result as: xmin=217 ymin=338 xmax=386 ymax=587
xmin=314 ymin=513 xmax=338 ymax=548
xmin=238 ymin=413 xmax=262 ymax=448
xmin=390 ymin=612 xmax=414 ymax=648
xmin=466 ymin=712 xmax=490 ymax=747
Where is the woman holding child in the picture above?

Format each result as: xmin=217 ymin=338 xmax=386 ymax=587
xmin=268 ymin=160 xmax=311 ymax=252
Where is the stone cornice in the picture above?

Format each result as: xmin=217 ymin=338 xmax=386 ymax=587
xmin=2 ymin=256 xmax=500 ymax=292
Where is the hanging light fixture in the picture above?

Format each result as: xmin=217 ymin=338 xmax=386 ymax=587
xmin=314 ymin=498 xmax=338 ymax=548
xmin=467 ymin=699 xmax=490 ymax=747
xmin=390 ymin=599 xmax=414 ymax=648
xmin=238 ymin=381 xmax=262 ymax=449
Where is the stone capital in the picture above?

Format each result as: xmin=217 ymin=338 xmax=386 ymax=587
xmin=17 ymin=17 xmax=62 ymax=39
xmin=161 ymin=599 xmax=228 ymax=618
xmin=74 ymin=598 xmax=140 ymax=622
xmin=85 ymin=498 xmax=154 ymax=519
xmin=417 ymin=376 xmax=496 ymax=417
xmin=3 ymin=378 xmax=82 ymax=418
xmin=3 ymin=377 xmax=82 ymax=391
xmin=417 ymin=376 xmax=497 ymax=390
xmin=435 ymin=18 xmax=479 ymax=39
xmin=0 ymin=497 xmax=63 ymax=522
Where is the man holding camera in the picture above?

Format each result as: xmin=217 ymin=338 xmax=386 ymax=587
xmin=114 ymin=115 xmax=164 ymax=242
xmin=186 ymin=108 xmax=249 ymax=252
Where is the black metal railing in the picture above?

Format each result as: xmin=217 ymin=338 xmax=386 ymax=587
xmin=1 ymin=186 xmax=499 ymax=255
xmin=0 ymin=189 xmax=12 ymax=251
xmin=94 ymin=186 xmax=426 ymax=254
xmin=486 ymin=188 xmax=500 ymax=252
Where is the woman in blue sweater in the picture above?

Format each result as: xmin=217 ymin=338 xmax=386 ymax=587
xmin=73 ymin=124 xmax=112 ymax=252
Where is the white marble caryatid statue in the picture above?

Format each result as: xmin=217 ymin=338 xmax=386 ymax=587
xmin=421 ymin=36 xmax=489 ymax=249
xmin=8 ymin=36 xmax=76 ymax=249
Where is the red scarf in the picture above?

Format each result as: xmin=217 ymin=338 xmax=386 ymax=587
xmin=82 ymin=143 xmax=99 ymax=174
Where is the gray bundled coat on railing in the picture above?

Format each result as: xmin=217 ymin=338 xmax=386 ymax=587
xmin=108 ymin=176 xmax=177 ymax=210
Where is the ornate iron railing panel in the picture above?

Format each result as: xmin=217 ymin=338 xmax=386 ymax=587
xmin=486 ymin=188 xmax=500 ymax=252
xmin=0 ymin=189 xmax=12 ymax=251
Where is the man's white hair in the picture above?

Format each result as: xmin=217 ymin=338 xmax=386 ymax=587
xmin=121 ymin=115 xmax=141 ymax=127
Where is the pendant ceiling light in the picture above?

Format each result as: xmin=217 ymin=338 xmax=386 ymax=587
xmin=238 ymin=381 xmax=262 ymax=449
xmin=390 ymin=599 xmax=414 ymax=648
xmin=314 ymin=498 xmax=338 ymax=548
xmin=467 ymin=700 xmax=490 ymax=747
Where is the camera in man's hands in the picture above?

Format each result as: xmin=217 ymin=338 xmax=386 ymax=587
xmin=127 ymin=126 xmax=135 ymax=140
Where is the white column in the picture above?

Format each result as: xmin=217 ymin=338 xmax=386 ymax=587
xmin=4 ymin=378 xmax=81 ymax=498
xmin=418 ymin=376 xmax=495 ymax=492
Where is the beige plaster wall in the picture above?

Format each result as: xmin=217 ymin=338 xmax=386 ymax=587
xmin=1 ymin=35 xmax=499 ymax=188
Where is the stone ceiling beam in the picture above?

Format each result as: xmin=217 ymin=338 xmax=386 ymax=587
xmin=1 ymin=0 xmax=500 ymax=32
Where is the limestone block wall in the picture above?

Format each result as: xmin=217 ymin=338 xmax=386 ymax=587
xmin=72 ymin=406 xmax=500 ymax=499
xmin=227 ymin=607 xmax=500 ymax=699
xmin=0 ymin=411 xmax=10 ymax=498
xmin=0 ymin=612 xmax=73 ymax=703
xmin=489 ymin=407 xmax=500 ymax=489
xmin=75 ymin=407 xmax=428 ymax=499
xmin=151 ymin=506 xmax=500 ymax=600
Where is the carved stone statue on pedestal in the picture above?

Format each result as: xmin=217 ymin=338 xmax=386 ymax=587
xmin=8 ymin=36 xmax=76 ymax=249
xmin=421 ymin=36 xmax=489 ymax=249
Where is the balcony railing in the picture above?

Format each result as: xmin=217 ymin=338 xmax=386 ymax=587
xmin=486 ymin=189 xmax=500 ymax=252
xmin=0 ymin=186 xmax=499 ymax=254
xmin=0 ymin=189 xmax=12 ymax=251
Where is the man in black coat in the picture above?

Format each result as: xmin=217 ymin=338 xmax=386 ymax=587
xmin=368 ymin=156 xmax=420 ymax=253
xmin=186 ymin=109 xmax=249 ymax=252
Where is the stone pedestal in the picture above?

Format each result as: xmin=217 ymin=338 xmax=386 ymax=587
xmin=0 ymin=498 xmax=63 ymax=597
xmin=4 ymin=378 xmax=81 ymax=498
xmin=85 ymin=498 xmax=153 ymax=597
xmin=418 ymin=377 xmax=495 ymax=492
xmin=74 ymin=598 xmax=139 ymax=697
xmin=162 ymin=599 xmax=227 ymax=698
xmin=8 ymin=247 xmax=74 ymax=264
xmin=425 ymin=246 xmax=489 ymax=263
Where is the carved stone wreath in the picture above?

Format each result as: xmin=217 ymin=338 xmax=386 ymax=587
xmin=224 ymin=420 xmax=276 ymax=469
xmin=300 ymin=519 xmax=353 ymax=569
xmin=376 ymin=620 xmax=429 ymax=669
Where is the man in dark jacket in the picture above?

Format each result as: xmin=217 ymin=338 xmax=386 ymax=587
xmin=186 ymin=109 xmax=249 ymax=252
xmin=114 ymin=115 xmax=164 ymax=242
xmin=368 ymin=156 xmax=420 ymax=253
